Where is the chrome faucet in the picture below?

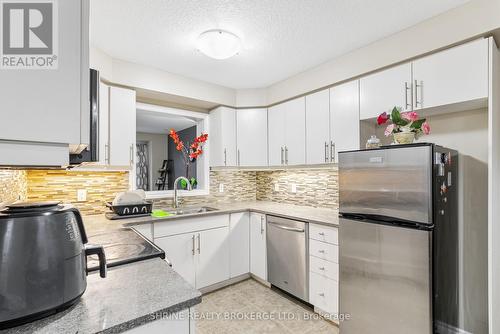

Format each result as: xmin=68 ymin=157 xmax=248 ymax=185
xmin=173 ymin=176 xmax=192 ymax=208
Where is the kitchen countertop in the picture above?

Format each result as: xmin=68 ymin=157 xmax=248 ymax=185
xmin=3 ymin=258 xmax=201 ymax=334
xmin=83 ymin=201 xmax=339 ymax=232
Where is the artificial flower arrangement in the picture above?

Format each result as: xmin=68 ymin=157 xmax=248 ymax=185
xmin=169 ymin=129 xmax=208 ymax=188
xmin=377 ymin=107 xmax=431 ymax=144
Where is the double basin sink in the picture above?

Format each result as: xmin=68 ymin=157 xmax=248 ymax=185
xmin=165 ymin=206 xmax=218 ymax=216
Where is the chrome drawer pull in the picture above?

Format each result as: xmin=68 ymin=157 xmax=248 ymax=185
xmin=318 ymin=232 xmax=325 ymax=236
xmin=318 ymin=250 xmax=325 ymax=254
xmin=319 ymin=267 xmax=325 ymax=271
xmin=319 ymin=293 xmax=325 ymax=297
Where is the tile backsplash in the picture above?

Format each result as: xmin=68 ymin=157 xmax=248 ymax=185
xmin=26 ymin=170 xmax=129 ymax=215
xmin=0 ymin=170 xmax=27 ymax=204
xmin=256 ymin=167 xmax=338 ymax=210
xmin=0 ymin=167 xmax=338 ymax=215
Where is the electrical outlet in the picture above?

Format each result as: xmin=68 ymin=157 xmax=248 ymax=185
xmin=77 ymin=189 xmax=87 ymax=202
xmin=219 ymin=183 xmax=224 ymax=193
xmin=274 ymin=183 xmax=279 ymax=192
xmin=290 ymin=184 xmax=297 ymax=193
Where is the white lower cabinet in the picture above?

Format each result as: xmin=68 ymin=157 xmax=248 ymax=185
xmin=229 ymin=212 xmax=250 ymax=278
xmin=153 ymin=215 xmax=230 ymax=289
xmin=309 ymin=224 xmax=339 ymax=316
xmin=124 ymin=308 xmax=192 ymax=334
xmin=250 ymin=213 xmax=267 ymax=281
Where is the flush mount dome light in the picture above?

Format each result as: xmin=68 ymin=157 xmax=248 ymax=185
xmin=196 ymin=29 xmax=241 ymax=60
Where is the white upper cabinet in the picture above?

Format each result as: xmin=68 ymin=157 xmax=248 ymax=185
xmin=284 ymin=97 xmax=306 ymax=165
xmin=268 ymin=103 xmax=286 ymax=166
xmin=209 ymin=107 xmax=237 ymax=167
xmin=0 ymin=0 xmax=89 ymax=166
xmin=306 ymin=90 xmax=330 ymax=164
xmin=237 ymin=108 xmax=268 ymax=166
xmin=359 ymin=63 xmax=412 ymax=120
xmin=412 ymin=38 xmax=488 ymax=110
xmin=268 ymin=97 xmax=306 ymax=166
xmin=330 ymin=81 xmax=360 ymax=162
xmin=108 ymin=86 xmax=136 ymax=167
xmin=98 ymin=83 xmax=110 ymax=165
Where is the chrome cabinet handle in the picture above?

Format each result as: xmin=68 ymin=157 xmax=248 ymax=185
xmin=197 ymin=233 xmax=201 ymax=254
xmin=324 ymin=142 xmax=328 ymax=162
xmin=404 ymin=82 xmax=412 ymax=110
xmin=192 ymin=235 xmax=195 ymax=255
xmin=129 ymin=144 xmax=134 ymax=165
xmin=260 ymin=216 xmax=264 ymax=234
xmin=318 ymin=250 xmax=326 ymax=254
xmin=104 ymin=143 xmax=110 ymax=164
xmin=330 ymin=141 xmax=335 ymax=163
xmin=285 ymin=146 xmax=289 ymax=164
xmin=319 ymin=232 xmax=325 ymax=236
xmin=280 ymin=147 xmax=284 ymax=165
xmin=224 ymin=148 xmax=227 ymax=166
xmin=414 ymin=80 xmax=422 ymax=107
xmin=319 ymin=293 xmax=325 ymax=297
xmin=237 ymin=149 xmax=241 ymax=166
xmin=319 ymin=267 xmax=325 ymax=271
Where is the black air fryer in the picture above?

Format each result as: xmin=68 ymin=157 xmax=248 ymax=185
xmin=0 ymin=202 xmax=107 ymax=329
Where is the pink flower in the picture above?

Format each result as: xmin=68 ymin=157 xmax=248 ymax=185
xmin=421 ymin=121 xmax=431 ymax=135
xmin=384 ymin=124 xmax=395 ymax=137
xmin=401 ymin=111 xmax=419 ymax=122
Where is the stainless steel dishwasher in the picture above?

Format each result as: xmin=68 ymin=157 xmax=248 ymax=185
xmin=267 ymin=215 xmax=309 ymax=302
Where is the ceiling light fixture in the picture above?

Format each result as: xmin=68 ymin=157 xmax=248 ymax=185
xmin=196 ymin=29 xmax=241 ymax=60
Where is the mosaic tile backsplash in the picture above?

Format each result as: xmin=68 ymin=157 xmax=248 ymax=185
xmin=26 ymin=170 xmax=130 ymax=215
xmin=0 ymin=167 xmax=338 ymax=215
xmin=0 ymin=170 xmax=27 ymax=204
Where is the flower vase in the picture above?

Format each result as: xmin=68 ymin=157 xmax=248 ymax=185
xmin=393 ymin=131 xmax=415 ymax=145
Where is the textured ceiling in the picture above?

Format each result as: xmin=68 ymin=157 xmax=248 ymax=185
xmin=91 ymin=0 xmax=469 ymax=89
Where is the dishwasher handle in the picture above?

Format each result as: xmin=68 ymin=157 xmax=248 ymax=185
xmin=268 ymin=222 xmax=305 ymax=233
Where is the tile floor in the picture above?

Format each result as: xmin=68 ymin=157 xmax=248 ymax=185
xmin=195 ymin=279 xmax=339 ymax=334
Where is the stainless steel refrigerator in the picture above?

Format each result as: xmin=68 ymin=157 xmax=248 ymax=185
xmin=338 ymin=143 xmax=459 ymax=334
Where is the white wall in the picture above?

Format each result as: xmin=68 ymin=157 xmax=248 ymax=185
xmin=90 ymin=46 xmax=113 ymax=81
xmin=267 ymin=0 xmax=500 ymax=104
xmin=136 ymin=132 xmax=169 ymax=190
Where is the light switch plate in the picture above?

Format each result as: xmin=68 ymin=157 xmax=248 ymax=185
xmin=274 ymin=183 xmax=279 ymax=192
xmin=219 ymin=183 xmax=224 ymax=193
xmin=77 ymin=189 xmax=87 ymax=202
xmin=291 ymin=184 xmax=297 ymax=193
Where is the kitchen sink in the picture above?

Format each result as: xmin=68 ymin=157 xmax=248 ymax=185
xmin=169 ymin=206 xmax=218 ymax=215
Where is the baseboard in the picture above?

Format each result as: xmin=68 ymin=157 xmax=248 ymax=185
xmin=199 ymin=273 xmax=251 ymax=294
xmin=313 ymin=306 xmax=340 ymax=326
xmin=250 ymin=274 xmax=271 ymax=288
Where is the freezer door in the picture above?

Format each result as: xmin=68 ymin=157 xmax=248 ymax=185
xmin=339 ymin=145 xmax=433 ymax=224
xmin=339 ymin=217 xmax=432 ymax=334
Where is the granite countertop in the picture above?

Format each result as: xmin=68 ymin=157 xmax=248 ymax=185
xmin=3 ymin=258 xmax=201 ymax=334
xmin=84 ymin=201 xmax=339 ymax=231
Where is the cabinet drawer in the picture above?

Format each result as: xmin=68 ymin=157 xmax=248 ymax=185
xmin=309 ymin=272 xmax=338 ymax=315
xmin=310 ymin=256 xmax=338 ymax=281
xmin=309 ymin=239 xmax=338 ymax=263
xmin=154 ymin=214 xmax=229 ymax=238
xmin=309 ymin=224 xmax=338 ymax=245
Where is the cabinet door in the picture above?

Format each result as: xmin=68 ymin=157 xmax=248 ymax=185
xmin=268 ymin=104 xmax=286 ymax=166
xmin=209 ymin=107 xmax=237 ymax=166
xmin=98 ymin=83 xmax=110 ymax=165
xmin=306 ymin=90 xmax=330 ymax=164
xmin=0 ymin=0 xmax=88 ymax=145
xmin=359 ymin=63 xmax=412 ymax=120
xmin=330 ymin=81 xmax=360 ymax=163
xmin=250 ymin=213 xmax=267 ymax=281
xmin=284 ymin=97 xmax=306 ymax=165
xmin=229 ymin=212 xmax=250 ymax=278
xmin=154 ymin=234 xmax=196 ymax=287
xmin=237 ymin=109 xmax=268 ymax=166
xmin=109 ymin=86 xmax=136 ymax=167
xmin=412 ymin=38 xmax=488 ymax=110
xmin=196 ymin=227 xmax=230 ymax=289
